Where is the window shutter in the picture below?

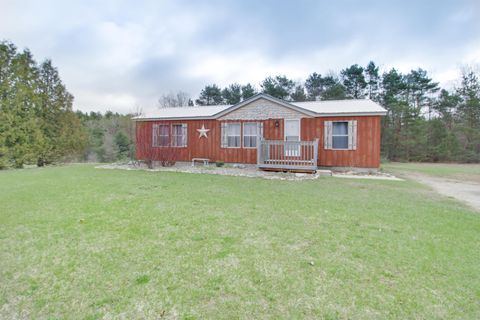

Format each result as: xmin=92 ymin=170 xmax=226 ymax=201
xmin=348 ymin=120 xmax=358 ymax=150
xmin=324 ymin=121 xmax=333 ymax=149
xmin=152 ymin=124 xmax=158 ymax=147
xmin=182 ymin=123 xmax=188 ymax=147
xmin=221 ymin=122 xmax=228 ymax=148
xmin=352 ymin=120 xmax=357 ymax=150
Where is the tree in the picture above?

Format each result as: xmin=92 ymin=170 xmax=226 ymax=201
xmin=241 ymin=83 xmax=257 ymax=100
xmin=242 ymin=83 xmax=257 ymax=100
xmin=364 ymin=61 xmax=380 ymax=100
xmin=114 ymin=131 xmax=130 ymax=159
xmin=405 ymin=68 xmax=439 ymax=118
xmin=158 ymin=91 xmax=191 ymax=108
xmin=0 ymin=44 xmax=43 ymax=168
xmin=305 ymin=72 xmax=323 ymax=101
xmin=195 ymin=84 xmax=223 ymax=105
xmin=341 ymin=64 xmax=367 ymax=99
xmin=290 ymin=85 xmax=307 ymax=101
xmin=433 ymin=89 xmax=461 ymax=130
xmin=37 ymin=59 xmax=85 ymax=165
xmin=222 ymin=83 xmax=242 ymax=104
xmin=260 ymin=75 xmax=295 ymax=100
xmin=321 ymin=75 xmax=347 ymax=100
xmin=455 ymin=69 xmax=480 ymax=161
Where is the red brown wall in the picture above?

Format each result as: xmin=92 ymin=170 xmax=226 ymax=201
xmin=136 ymin=116 xmax=382 ymax=168
xmin=301 ymin=116 xmax=381 ymax=168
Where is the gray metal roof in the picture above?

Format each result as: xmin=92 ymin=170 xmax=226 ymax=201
xmin=133 ymin=93 xmax=386 ymax=120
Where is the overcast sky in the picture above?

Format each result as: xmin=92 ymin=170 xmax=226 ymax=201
xmin=1 ymin=0 xmax=479 ymax=113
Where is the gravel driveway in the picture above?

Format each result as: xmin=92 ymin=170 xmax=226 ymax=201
xmin=406 ymin=173 xmax=480 ymax=211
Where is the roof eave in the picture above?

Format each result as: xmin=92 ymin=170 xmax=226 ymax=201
xmin=132 ymin=115 xmax=217 ymax=121
xmin=314 ymin=111 xmax=387 ymax=117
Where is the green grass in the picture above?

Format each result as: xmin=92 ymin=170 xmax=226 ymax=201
xmin=382 ymin=162 xmax=480 ymax=180
xmin=1 ymin=165 xmax=479 ymax=319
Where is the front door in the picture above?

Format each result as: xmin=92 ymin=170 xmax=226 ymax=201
xmin=284 ymin=119 xmax=300 ymax=156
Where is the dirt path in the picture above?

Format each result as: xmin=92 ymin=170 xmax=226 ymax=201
xmin=405 ymin=173 xmax=480 ymax=211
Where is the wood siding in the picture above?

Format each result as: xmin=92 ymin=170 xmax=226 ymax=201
xmin=136 ymin=116 xmax=382 ymax=168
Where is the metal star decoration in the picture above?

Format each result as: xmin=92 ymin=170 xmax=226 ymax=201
xmin=196 ymin=124 xmax=210 ymax=138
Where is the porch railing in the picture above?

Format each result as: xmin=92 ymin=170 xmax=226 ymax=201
xmin=257 ymin=139 xmax=319 ymax=171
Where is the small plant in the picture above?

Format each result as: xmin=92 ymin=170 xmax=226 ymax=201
xmin=215 ymin=160 xmax=224 ymax=167
xmin=135 ymin=274 xmax=150 ymax=285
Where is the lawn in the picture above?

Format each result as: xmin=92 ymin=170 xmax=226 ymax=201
xmin=1 ymin=165 xmax=479 ymax=319
xmin=382 ymin=162 xmax=480 ymax=181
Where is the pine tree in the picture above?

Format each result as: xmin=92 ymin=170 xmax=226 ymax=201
xmin=260 ymin=76 xmax=295 ymax=100
xmin=222 ymin=83 xmax=242 ymax=104
xmin=195 ymin=84 xmax=224 ymax=105
xmin=341 ymin=64 xmax=367 ymax=99
xmin=241 ymin=83 xmax=257 ymax=100
xmin=290 ymin=85 xmax=307 ymax=101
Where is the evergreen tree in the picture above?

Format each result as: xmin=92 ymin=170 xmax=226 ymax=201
xmin=290 ymin=85 xmax=307 ymax=101
xmin=456 ymin=70 xmax=480 ymax=161
xmin=241 ymin=83 xmax=257 ymax=100
xmin=222 ymin=83 xmax=242 ymax=104
xmin=0 ymin=41 xmax=86 ymax=168
xmin=365 ymin=61 xmax=380 ymax=100
xmin=305 ymin=72 xmax=323 ymax=101
xmin=341 ymin=64 xmax=367 ymax=99
xmin=114 ymin=131 xmax=130 ymax=159
xmin=260 ymin=75 xmax=295 ymax=100
xmin=195 ymin=84 xmax=224 ymax=105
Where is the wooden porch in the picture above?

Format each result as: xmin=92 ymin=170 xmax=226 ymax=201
xmin=257 ymin=139 xmax=319 ymax=172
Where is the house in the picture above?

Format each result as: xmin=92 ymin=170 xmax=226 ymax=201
xmin=133 ymin=93 xmax=387 ymax=171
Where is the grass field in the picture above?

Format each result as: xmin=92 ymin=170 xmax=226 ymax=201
xmin=1 ymin=165 xmax=479 ymax=319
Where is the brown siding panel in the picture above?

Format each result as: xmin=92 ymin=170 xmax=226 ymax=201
xmin=136 ymin=116 xmax=382 ymax=168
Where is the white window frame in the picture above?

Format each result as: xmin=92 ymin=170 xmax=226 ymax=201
xmin=171 ymin=123 xmax=188 ymax=147
xmin=243 ymin=122 xmax=259 ymax=149
xmin=331 ymin=121 xmax=349 ymax=150
xmin=223 ymin=122 xmax=241 ymax=148
xmin=153 ymin=124 xmax=170 ymax=147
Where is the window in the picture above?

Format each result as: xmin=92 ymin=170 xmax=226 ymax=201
xmin=324 ymin=120 xmax=357 ymax=150
xmin=227 ymin=123 xmax=241 ymax=147
xmin=243 ymin=122 xmax=258 ymax=148
xmin=221 ymin=122 xmax=241 ymax=148
xmin=172 ymin=124 xmax=187 ymax=147
xmin=153 ymin=124 xmax=170 ymax=147
xmin=153 ymin=124 xmax=187 ymax=147
xmin=332 ymin=122 xmax=348 ymax=149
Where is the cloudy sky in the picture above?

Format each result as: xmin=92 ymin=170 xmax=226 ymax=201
xmin=1 ymin=0 xmax=479 ymax=113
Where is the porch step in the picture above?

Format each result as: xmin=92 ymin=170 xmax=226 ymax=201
xmin=317 ymin=169 xmax=332 ymax=176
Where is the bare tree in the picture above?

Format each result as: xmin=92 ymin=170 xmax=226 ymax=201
xmin=158 ymin=91 xmax=191 ymax=108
